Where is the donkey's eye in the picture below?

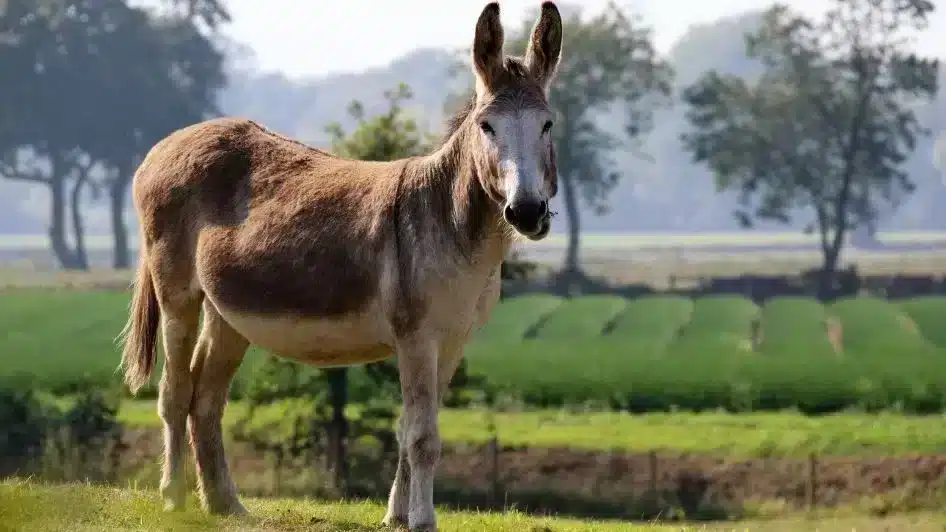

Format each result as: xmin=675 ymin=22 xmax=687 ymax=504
xmin=480 ymin=121 xmax=495 ymax=136
xmin=542 ymin=120 xmax=553 ymax=135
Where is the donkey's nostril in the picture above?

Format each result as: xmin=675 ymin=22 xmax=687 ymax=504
xmin=504 ymin=200 xmax=547 ymax=234
xmin=503 ymin=204 xmax=519 ymax=225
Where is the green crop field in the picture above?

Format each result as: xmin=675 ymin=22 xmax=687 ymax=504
xmin=4 ymin=289 xmax=946 ymax=414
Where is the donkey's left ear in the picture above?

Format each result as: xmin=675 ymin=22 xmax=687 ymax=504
xmin=524 ymin=2 xmax=563 ymax=92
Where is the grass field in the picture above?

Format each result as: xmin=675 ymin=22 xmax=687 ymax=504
xmin=116 ymin=400 xmax=946 ymax=458
xmin=0 ymin=479 xmax=651 ymax=532
xmin=3 ymin=480 xmax=946 ymax=531
xmin=5 ymin=289 xmax=946 ymax=413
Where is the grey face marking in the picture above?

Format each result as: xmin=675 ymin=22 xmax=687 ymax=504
xmin=478 ymin=106 xmax=554 ymax=240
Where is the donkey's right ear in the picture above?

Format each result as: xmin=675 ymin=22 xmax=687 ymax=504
xmin=472 ymin=2 xmax=504 ymax=94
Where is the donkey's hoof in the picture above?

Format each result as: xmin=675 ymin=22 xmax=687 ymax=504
xmin=409 ymin=523 xmax=436 ymax=532
xmin=204 ymin=497 xmax=248 ymax=516
xmin=160 ymin=483 xmax=186 ymax=512
xmin=381 ymin=513 xmax=409 ymax=529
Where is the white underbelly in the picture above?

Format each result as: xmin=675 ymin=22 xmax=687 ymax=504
xmin=213 ymin=300 xmax=396 ymax=367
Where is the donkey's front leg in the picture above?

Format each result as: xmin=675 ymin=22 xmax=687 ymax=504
xmin=391 ymin=335 xmax=441 ymax=531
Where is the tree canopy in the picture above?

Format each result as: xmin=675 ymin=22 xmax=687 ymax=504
xmin=681 ymin=0 xmax=939 ymax=294
xmin=0 ymin=0 xmax=226 ymax=268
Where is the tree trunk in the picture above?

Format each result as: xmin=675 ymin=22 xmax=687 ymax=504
xmin=561 ymin=172 xmax=582 ymax=273
xmin=818 ymin=237 xmax=843 ymax=301
xmin=69 ymin=170 xmax=89 ymax=270
xmin=109 ymin=177 xmax=130 ymax=269
xmin=327 ymin=368 xmax=348 ymax=495
xmin=47 ymin=156 xmax=81 ymax=270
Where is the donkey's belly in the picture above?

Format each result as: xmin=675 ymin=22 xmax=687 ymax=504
xmin=212 ymin=302 xmax=396 ymax=367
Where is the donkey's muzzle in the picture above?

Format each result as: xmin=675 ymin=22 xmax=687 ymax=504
xmin=504 ymin=199 xmax=550 ymax=239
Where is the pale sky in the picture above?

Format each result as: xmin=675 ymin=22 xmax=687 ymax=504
xmin=210 ymin=0 xmax=946 ymax=80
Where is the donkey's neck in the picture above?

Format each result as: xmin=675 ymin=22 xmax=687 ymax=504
xmin=407 ymin=126 xmax=509 ymax=268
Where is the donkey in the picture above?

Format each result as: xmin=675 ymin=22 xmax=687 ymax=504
xmin=118 ymin=2 xmax=562 ymax=530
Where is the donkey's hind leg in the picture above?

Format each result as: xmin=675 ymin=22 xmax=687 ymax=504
xmin=188 ymin=299 xmax=249 ymax=515
xmin=155 ymin=287 xmax=202 ymax=511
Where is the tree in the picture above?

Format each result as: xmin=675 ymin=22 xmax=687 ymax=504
xmin=681 ymin=0 xmax=939 ymax=297
xmin=0 ymin=0 xmax=101 ymax=269
xmin=96 ymin=5 xmax=226 ymax=268
xmin=0 ymin=0 xmax=226 ymax=269
xmin=507 ymin=2 xmax=672 ymax=273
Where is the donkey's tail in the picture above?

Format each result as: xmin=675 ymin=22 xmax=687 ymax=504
xmin=118 ymin=251 xmax=161 ymax=394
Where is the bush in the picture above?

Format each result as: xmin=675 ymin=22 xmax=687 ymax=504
xmin=758 ymin=297 xmax=835 ymax=357
xmin=531 ymin=295 xmax=628 ymax=339
xmin=606 ymin=295 xmax=693 ymax=345
xmin=0 ymin=388 xmax=51 ymax=476
xmin=899 ymin=296 xmax=946 ymax=348
xmin=0 ymin=387 xmax=123 ymax=481
xmin=475 ymin=293 xmax=564 ymax=341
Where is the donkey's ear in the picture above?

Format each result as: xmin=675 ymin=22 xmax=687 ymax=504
xmin=472 ymin=2 xmax=504 ymax=93
xmin=524 ymin=2 xmax=563 ymax=92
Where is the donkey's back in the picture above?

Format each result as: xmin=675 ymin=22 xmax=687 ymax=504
xmin=127 ymin=117 xmax=408 ymax=374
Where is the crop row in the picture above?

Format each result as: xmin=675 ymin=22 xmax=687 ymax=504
xmin=3 ymin=290 xmax=946 ymax=413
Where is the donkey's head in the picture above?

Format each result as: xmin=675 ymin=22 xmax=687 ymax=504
xmin=469 ymin=2 xmax=563 ymax=241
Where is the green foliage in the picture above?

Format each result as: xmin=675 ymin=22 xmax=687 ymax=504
xmin=325 ymin=82 xmax=434 ymax=160
xmin=9 ymin=290 xmax=946 ymax=414
xmin=900 ymin=296 xmax=946 ymax=348
xmin=0 ymin=387 xmax=122 ymax=480
xmin=681 ymin=0 xmax=940 ymax=281
xmin=531 ymin=295 xmax=628 ymax=339
xmin=0 ymin=0 xmax=227 ymax=269
xmin=475 ymin=293 xmax=564 ymax=341
xmin=830 ymin=296 xmax=934 ymax=352
xmin=0 ymin=388 xmax=51 ymax=476
xmin=757 ymin=297 xmax=835 ymax=356
xmin=607 ymin=295 xmax=693 ymax=343
xmin=671 ymin=295 xmax=759 ymax=353
xmin=468 ymin=293 xmax=946 ymax=413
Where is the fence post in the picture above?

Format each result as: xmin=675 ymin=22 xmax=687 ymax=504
xmin=272 ymin=445 xmax=283 ymax=496
xmin=807 ymin=452 xmax=817 ymax=512
xmin=488 ymin=436 xmax=501 ymax=509
xmin=648 ymin=451 xmax=659 ymax=500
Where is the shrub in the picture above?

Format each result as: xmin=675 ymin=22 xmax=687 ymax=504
xmin=758 ymin=297 xmax=835 ymax=357
xmin=531 ymin=295 xmax=628 ymax=339
xmin=607 ymin=295 xmax=693 ymax=345
xmin=0 ymin=388 xmax=51 ymax=476
xmin=475 ymin=293 xmax=564 ymax=342
xmin=899 ymin=296 xmax=946 ymax=348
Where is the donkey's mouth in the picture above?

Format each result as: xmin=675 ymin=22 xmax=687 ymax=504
xmin=519 ymin=214 xmax=551 ymax=241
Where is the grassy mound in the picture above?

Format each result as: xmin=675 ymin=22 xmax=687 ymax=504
xmin=668 ymin=295 xmax=759 ymax=355
xmin=474 ymin=293 xmax=564 ymax=342
xmin=757 ymin=297 xmax=835 ymax=357
xmin=530 ymin=295 xmax=628 ymax=340
xmin=606 ymin=295 xmax=693 ymax=344
xmin=899 ymin=296 xmax=946 ymax=349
